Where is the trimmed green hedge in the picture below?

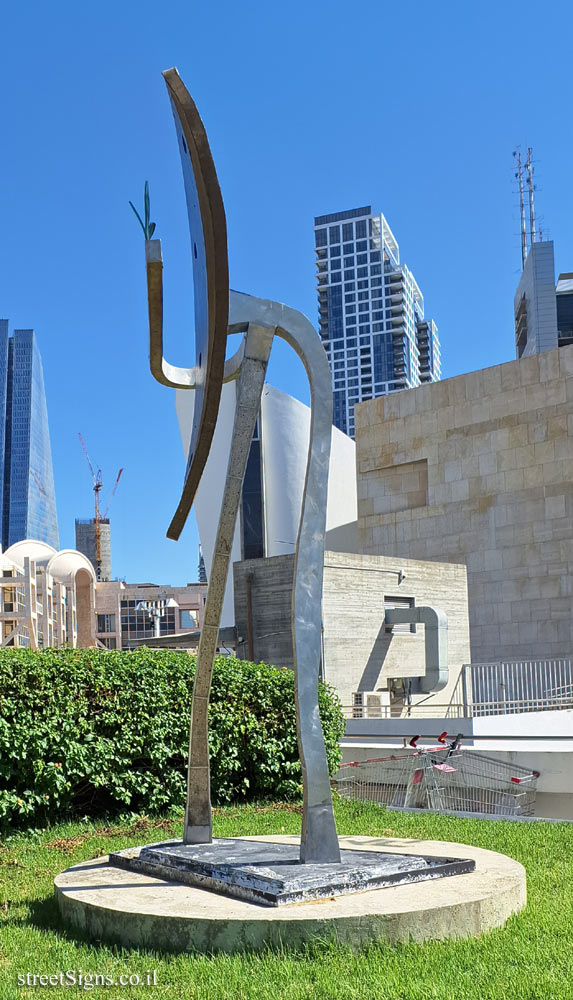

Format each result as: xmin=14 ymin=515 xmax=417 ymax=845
xmin=0 ymin=648 xmax=344 ymax=830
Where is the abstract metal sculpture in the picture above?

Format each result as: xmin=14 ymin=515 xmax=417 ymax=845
xmin=141 ymin=67 xmax=340 ymax=863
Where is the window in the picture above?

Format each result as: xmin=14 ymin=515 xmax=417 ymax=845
xmin=315 ymin=228 xmax=327 ymax=247
xmin=180 ymin=609 xmax=198 ymax=629
xmin=356 ymin=220 xmax=367 ymax=238
xmin=357 ymin=266 xmax=368 ymax=278
xmin=357 ymin=253 xmax=368 ymax=265
xmin=97 ymin=614 xmax=115 ymax=633
xmin=356 ymin=240 xmax=367 ymax=252
xmin=330 ymin=271 xmax=342 ymax=284
xmin=385 ymin=597 xmax=416 ymax=635
xmin=242 ymin=431 xmax=264 ymax=560
xmin=342 ymin=223 xmax=353 ymax=241
xmin=329 ymin=225 xmax=341 ymax=243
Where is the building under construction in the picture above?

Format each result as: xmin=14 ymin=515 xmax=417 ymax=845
xmin=76 ymin=434 xmax=123 ymax=583
xmin=75 ymin=518 xmax=112 ymax=582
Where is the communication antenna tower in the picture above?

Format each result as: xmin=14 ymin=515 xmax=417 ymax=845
xmin=525 ymin=146 xmax=536 ymax=246
xmin=513 ymin=148 xmax=528 ymax=269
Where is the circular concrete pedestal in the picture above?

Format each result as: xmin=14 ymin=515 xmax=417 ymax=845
xmin=55 ymin=835 xmax=526 ymax=953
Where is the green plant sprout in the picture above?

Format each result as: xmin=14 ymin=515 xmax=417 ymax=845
xmin=129 ymin=180 xmax=156 ymax=239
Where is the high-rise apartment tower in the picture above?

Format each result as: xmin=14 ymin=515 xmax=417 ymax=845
xmin=0 ymin=321 xmax=59 ymax=549
xmin=314 ymin=207 xmax=441 ymax=437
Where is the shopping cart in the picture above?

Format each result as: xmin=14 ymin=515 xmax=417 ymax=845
xmin=333 ymin=739 xmax=539 ymax=817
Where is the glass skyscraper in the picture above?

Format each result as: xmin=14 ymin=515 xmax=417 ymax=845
xmin=0 ymin=321 xmax=59 ymax=549
xmin=314 ymin=206 xmax=441 ymax=437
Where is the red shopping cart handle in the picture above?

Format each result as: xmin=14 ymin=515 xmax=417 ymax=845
xmin=409 ymin=735 xmax=421 ymax=748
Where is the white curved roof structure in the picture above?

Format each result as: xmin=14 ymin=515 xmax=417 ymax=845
xmin=4 ymin=539 xmax=58 ymax=569
xmin=177 ymin=380 xmax=357 ymax=626
xmin=46 ymin=549 xmax=96 ymax=586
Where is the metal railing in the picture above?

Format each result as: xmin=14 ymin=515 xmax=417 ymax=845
xmin=345 ymin=659 xmax=573 ymax=719
xmin=342 ymin=703 xmax=468 ymax=720
xmin=460 ymin=659 xmax=573 ymax=717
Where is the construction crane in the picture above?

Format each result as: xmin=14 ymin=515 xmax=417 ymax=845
xmin=78 ymin=433 xmax=124 ymax=580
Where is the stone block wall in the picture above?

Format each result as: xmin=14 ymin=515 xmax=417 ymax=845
xmin=355 ymin=344 xmax=573 ymax=662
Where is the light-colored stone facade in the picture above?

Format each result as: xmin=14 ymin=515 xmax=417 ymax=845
xmin=355 ymin=344 xmax=573 ymax=663
xmin=234 ymin=550 xmax=470 ymax=711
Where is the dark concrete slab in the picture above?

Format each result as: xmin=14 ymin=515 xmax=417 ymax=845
xmin=110 ymin=837 xmax=475 ymax=906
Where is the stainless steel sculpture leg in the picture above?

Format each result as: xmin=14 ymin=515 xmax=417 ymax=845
xmin=229 ymin=291 xmax=341 ymax=864
xmin=184 ymin=324 xmax=273 ymax=844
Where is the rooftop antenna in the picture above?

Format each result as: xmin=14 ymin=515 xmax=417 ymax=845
xmin=513 ymin=148 xmax=527 ymax=269
xmin=525 ymin=146 xmax=536 ymax=247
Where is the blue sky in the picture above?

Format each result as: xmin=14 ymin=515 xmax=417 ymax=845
xmin=1 ymin=0 xmax=571 ymax=584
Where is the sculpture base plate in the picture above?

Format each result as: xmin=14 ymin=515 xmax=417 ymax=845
xmin=109 ymin=837 xmax=475 ymax=906
xmin=55 ymin=835 xmax=527 ymax=952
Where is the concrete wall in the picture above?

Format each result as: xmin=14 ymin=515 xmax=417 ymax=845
xmin=355 ymin=344 xmax=573 ymax=663
xmin=234 ymin=549 xmax=470 ymax=711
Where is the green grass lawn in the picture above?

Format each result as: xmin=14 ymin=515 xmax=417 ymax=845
xmin=0 ymin=799 xmax=571 ymax=1000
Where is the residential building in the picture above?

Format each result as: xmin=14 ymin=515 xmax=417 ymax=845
xmin=354 ymin=343 xmax=573 ymax=664
xmin=0 ymin=322 xmax=59 ymax=549
xmin=95 ymin=580 xmax=207 ymax=650
xmin=198 ymin=545 xmax=207 ymax=583
xmin=313 ymin=207 xmax=441 ymax=438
